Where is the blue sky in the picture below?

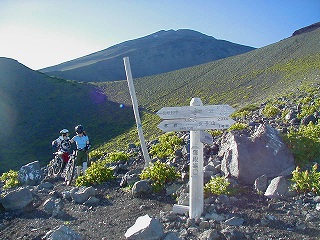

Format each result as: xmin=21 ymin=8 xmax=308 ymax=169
xmin=0 ymin=0 xmax=319 ymax=70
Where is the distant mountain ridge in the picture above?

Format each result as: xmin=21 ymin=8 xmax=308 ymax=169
xmin=40 ymin=29 xmax=255 ymax=82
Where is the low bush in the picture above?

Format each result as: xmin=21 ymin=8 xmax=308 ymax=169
xmin=150 ymin=132 xmax=184 ymax=159
xmin=282 ymin=122 xmax=320 ymax=166
xmin=290 ymin=164 xmax=320 ymax=195
xmin=75 ymin=160 xmax=115 ymax=187
xmin=139 ymin=160 xmax=180 ymax=192
xmin=204 ymin=176 xmax=235 ymax=196
xmin=106 ymin=151 xmax=130 ymax=163
xmin=262 ymin=103 xmax=280 ymax=117
xmin=228 ymin=122 xmax=248 ymax=131
xmin=0 ymin=170 xmax=20 ymax=189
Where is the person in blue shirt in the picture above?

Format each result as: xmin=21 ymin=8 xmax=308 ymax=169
xmin=69 ymin=125 xmax=90 ymax=176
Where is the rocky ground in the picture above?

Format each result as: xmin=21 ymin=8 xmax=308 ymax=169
xmin=0 ymin=154 xmax=320 ymax=240
xmin=1 ymin=91 xmax=320 ymax=239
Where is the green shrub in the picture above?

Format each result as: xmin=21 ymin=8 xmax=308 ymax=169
xmin=204 ymin=176 xmax=235 ymax=196
xmin=75 ymin=160 xmax=115 ymax=187
xmin=139 ymin=160 xmax=180 ymax=192
xmin=0 ymin=170 xmax=20 ymax=189
xmin=150 ymin=132 xmax=183 ymax=159
xmin=262 ymin=103 xmax=280 ymax=117
xmin=106 ymin=151 xmax=130 ymax=163
xmin=89 ymin=149 xmax=105 ymax=160
xmin=282 ymin=122 xmax=320 ymax=166
xmin=228 ymin=122 xmax=248 ymax=131
xmin=290 ymin=164 xmax=320 ymax=195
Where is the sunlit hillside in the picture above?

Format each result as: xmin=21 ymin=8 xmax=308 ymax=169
xmin=0 ymin=27 xmax=319 ymax=173
xmin=93 ymin=28 xmax=320 ymax=152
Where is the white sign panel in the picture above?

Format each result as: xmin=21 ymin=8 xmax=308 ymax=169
xmin=157 ymin=105 xmax=235 ymax=119
xmin=158 ymin=117 xmax=235 ymax=132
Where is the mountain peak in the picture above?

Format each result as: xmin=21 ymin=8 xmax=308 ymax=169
xmin=292 ymin=22 xmax=320 ymax=36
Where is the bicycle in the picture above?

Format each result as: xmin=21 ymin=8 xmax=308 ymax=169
xmin=64 ymin=151 xmax=76 ymax=186
xmin=47 ymin=151 xmax=64 ymax=177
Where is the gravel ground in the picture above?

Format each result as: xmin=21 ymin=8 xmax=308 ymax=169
xmin=1 ymin=174 xmax=320 ymax=240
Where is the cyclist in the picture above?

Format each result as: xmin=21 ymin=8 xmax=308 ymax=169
xmin=69 ymin=125 xmax=90 ymax=176
xmin=52 ymin=129 xmax=71 ymax=170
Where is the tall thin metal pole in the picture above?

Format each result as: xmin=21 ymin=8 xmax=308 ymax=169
xmin=123 ymin=57 xmax=151 ymax=167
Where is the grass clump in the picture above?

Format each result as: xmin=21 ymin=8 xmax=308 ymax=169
xmin=204 ymin=176 xmax=235 ymax=196
xmin=0 ymin=170 xmax=20 ymax=189
xmin=290 ymin=164 xmax=320 ymax=195
xmin=150 ymin=132 xmax=184 ymax=159
xmin=140 ymin=160 xmax=180 ymax=192
xmin=75 ymin=160 xmax=115 ymax=187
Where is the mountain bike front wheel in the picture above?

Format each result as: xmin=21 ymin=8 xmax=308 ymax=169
xmin=52 ymin=156 xmax=63 ymax=176
xmin=65 ymin=156 xmax=75 ymax=186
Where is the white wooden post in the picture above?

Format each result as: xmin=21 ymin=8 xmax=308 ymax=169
xmin=189 ymin=97 xmax=204 ymax=218
xmin=123 ymin=57 xmax=151 ymax=167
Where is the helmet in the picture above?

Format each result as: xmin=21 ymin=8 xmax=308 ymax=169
xmin=60 ymin=129 xmax=69 ymax=134
xmin=75 ymin=125 xmax=84 ymax=134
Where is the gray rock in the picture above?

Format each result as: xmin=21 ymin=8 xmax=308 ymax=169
xmin=163 ymin=232 xmax=181 ymax=240
xmin=18 ymin=161 xmax=43 ymax=186
xmin=1 ymin=187 xmax=33 ymax=211
xmin=70 ymin=186 xmax=96 ymax=204
xmin=219 ymin=124 xmax=294 ymax=184
xmin=254 ymin=175 xmax=268 ymax=193
xmin=124 ymin=214 xmax=164 ymax=240
xmin=198 ymin=229 xmax=221 ymax=240
xmin=44 ymin=225 xmax=82 ymax=240
xmin=131 ymin=180 xmax=153 ymax=197
xmin=221 ymin=227 xmax=245 ymax=240
xmin=224 ymin=216 xmax=244 ymax=226
xmin=264 ymin=176 xmax=288 ymax=198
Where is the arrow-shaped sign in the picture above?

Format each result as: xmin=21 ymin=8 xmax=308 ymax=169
xmin=158 ymin=117 xmax=235 ymax=132
xmin=157 ymin=105 xmax=235 ymax=119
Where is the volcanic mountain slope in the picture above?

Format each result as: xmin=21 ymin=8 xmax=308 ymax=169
xmin=40 ymin=29 xmax=255 ymax=82
xmin=1 ymin=24 xmax=319 ymax=173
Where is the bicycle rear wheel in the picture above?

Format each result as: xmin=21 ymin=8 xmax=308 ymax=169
xmin=65 ymin=157 xmax=75 ymax=186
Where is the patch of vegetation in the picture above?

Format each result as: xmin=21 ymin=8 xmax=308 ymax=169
xmin=204 ymin=176 xmax=235 ymax=196
xmin=262 ymin=103 xmax=280 ymax=117
xmin=282 ymin=122 xmax=320 ymax=166
xmin=230 ymin=104 xmax=259 ymax=119
xmin=106 ymin=151 xmax=130 ymax=163
xmin=290 ymin=164 xmax=320 ymax=195
xmin=139 ymin=160 xmax=180 ymax=192
xmin=150 ymin=132 xmax=184 ymax=159
xmin=228 ymin=122 xmax=248 ymax=131
xmin=75 ymin=160 xmax=115 ymax=187
xmin=0 ymin=170 xmax=20 ymax=189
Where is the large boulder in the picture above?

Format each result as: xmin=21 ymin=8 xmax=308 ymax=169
xmin=18 ymin=161 xmax=43 ymax=186
xmin=218 ymin=124 xmax=295 ymax=184
xmin=1 ymin=187 xmax=33 ymax=211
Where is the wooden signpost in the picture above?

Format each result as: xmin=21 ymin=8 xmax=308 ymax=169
xmin=157 ymin=98 xmax=235 ymax=218
xmin=123 ymin=57 xmax=151 ymax=168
